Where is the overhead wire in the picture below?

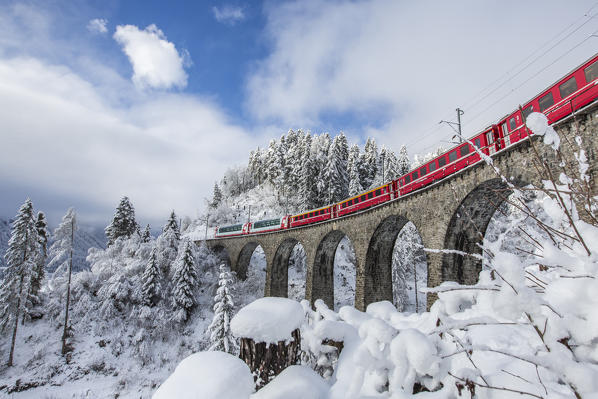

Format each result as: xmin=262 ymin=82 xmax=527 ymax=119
xmin=401 ymin=3 xmax=598 ymax=154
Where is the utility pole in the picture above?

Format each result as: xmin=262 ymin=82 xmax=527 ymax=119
xmin=381 ymin=152 xmax=386 ymax=183
xmin=439 ymin=108 xmax=465 ymax=143
xmin=204 ymin=212 xmax=209 ymax=242
xmin=247 ymin=205 xmax=251 ymax=224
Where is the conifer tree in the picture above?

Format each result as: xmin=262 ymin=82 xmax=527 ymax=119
xmin=397 ymin=145 xmax=411 ymax=175
xmin=158 ymin=211 xmax=180 ymax=276
xmin=171 ymin=240 xmax=197 ymax=322
xmin=300 ymin=135 xmax=318 ymax=210
xmin=48 ymin=208 xmax=77 ymax=355
xmin=28 ymin=212 xmax=48 ymax=309
xmin=207 ymin=264 xmax=238 ymax=354
xmin=212 ymin=183 xmax=223 ymax=208
xmin=0 ymin=199 xmax=39 ymax=366
xmin=163 ymin=211 xmax=180 ymax=241
xmin=385 ymin=150 xmax=399 ymax=181
xmin=141 ymin=224 xmax=151 ymax=243
xmin=363 ymin=138 xmax=379 ymax=189
xmin=326 ymin=133 xmax=349 ymax=203
xmin=141 ymin=247 xmax=161 ymax=307
xmin=314 ymin=133 xmax=331 ymax=207
xmin=348 ymin=158 xmax=363 ymax=196
xmin=105 ymin=197 xmax=138 ymax=246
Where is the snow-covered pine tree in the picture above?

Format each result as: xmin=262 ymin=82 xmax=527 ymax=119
xmin=212 ymin=183 xmax=223 ymax=208
xmin=385 ymin=150 xmax=399 ymax=181
xmin=348 ymin=157 xmax=362 ymax=196
xmin=141 ymin=224 xmax=151 ymax=243
xmin=163 ymin=211 xmax=181 ymax=241
xmin=314 ymin=133 xmax=331 ymax=207
xmin=363 ymin=138 xmax=378 ymax=189
xmin=157 ymin=211 xmax=180 ymax=276
xmin=348 ymin=144 xmax=363 ymax=196
xmin=0 ymin=199 xmax=39 ymax=366
xmin=265 ymin=139 xmax=282 ymax=186
xmin=47 ymin=208 xmax=77 ymax=355
xmin=207 ymin=264 xmax=238 ymax=354
xmin=397 ymin=145 xmax=410 ymax=175
xmin=299 ymin=134 xmax=318 ymax=210
xmin=326 ymin=133 xmax=349 ymax=203
xmin=141 ymin=247 xmax=161 ymax=307
xmin=105 ymin=196 xmax=138 ymax=246
xmin=171 ymin=240 xmax=198 ymax=322
xmin=28 ymin=211 xmax=48 ymax=309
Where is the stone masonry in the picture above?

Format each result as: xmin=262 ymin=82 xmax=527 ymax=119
xmin=203 ymin=103 xmax=598 ymax=311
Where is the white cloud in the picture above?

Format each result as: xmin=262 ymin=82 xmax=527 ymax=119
xmin=247 ymin=0 xmax=597 ymax=155
xmin=0 ymin=56 xmax=264 ymax=225
xmin=212 ymin=5 xmax=245 ymax=25
xmin=87 ymin=18 xmax=108 ymax=34
xmin=113 ymin=24 xmax=189 ymax=90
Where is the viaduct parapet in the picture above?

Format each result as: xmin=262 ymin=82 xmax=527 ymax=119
xmin=203 ymin=104 xmax=598 ymax=311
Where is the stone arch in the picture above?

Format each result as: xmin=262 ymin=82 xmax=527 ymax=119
xmin=362 ymin=215 xmax=410 ymax=309
xmin=236 ymin=241 xmax=264 ymax=280
xmin=269 ymin=238 xmax=300 ymax=298
xmin=211 ymin=244 xmax=231 ymax=269
xmin=310 ymin=230 xmax=347 ymax=308
xmin=442 ymin=177 xmax=527 ymax=284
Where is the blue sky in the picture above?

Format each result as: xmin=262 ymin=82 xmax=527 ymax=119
xmin=0 ymin=0 xmax=596 ymax=227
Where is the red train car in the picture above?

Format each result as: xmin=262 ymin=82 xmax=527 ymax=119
xmin=336 ymin=184 xmax=393 ymax=217
xmin=498 ymin=54 xmax=598 ymax=148
xmin=397 ymin=125 xmax=498 ymax=196
xmin=290 ymin=206 xmax=332 ymax=228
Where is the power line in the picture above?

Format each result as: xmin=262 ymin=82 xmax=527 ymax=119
xmin=401 ymin=3 xmax=598 ymax=152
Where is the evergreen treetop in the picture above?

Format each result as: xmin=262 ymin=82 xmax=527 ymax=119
xmin=105 ymin=197 xmax=138 ymax=246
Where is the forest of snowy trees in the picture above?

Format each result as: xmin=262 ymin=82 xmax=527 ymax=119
xmin=0 ymin=131 xmax=426 ymax=397
xmin=217 ymin=130 xmax=411 ymax=215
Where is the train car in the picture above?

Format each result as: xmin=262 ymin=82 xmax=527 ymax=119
xmin=498 ymin=53 xmax=598 ymax=149
xmin=336 ymin=183 xmax=392 ymax=217
xmin=397 ymin=126 xmax=498 ymax=196
xmin=215 ymin=223 xmax=245 ymax=238
xmin=290 ymin=206 xmax=332 ymax=228
xmin=249 ymin=216 xmax=291 ymax=234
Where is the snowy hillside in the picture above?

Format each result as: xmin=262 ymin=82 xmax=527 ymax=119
xmin=0 ymin=218 xmax=106 ymax=274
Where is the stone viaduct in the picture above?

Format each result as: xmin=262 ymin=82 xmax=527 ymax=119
xmin=202 ymin=103 xmax=598 ymax=311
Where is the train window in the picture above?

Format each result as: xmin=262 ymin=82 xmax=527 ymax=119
xmin=361 ymin=195 xmax=366 ymax=201
xmin=449 ymin=151 xmax=457 ymax=162
xmin=474 ymin=138 xmax=481 ymax=148
xmin=460 ymin=145 xmax=470 ymax=157
xmin=375 ymin=189 xmax=381 ymax=196
xmin=522 ymin=105 xmax=534 ymax=120
xmin=405 ymin=175 xmax=411 ymax=184
xmin=368 ymin=192 xmax=374 ymax=199
xmin=559 ymin=77 xmax=578 ymax=99
xmin=509 ymin=117 xmax=517 ymax=131
xmin=584 ymin=60 xmax=598 ymax=83
xmin=538 ymin=92 xmax=554 ymax=111
xmin=412 ymin=170 xmax=419 ymax=180
xmin=438 ymin=156 xmax=447 ymax=167
xmin=349 ymin=200 xmax=353 ymax=206
xmin=420 ymin=166 xmax=427 ymax=176
xmin=429 ymin=161 xmax=437 ymax=172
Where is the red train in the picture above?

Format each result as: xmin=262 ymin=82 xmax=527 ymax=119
xmin=215 ymin=53 xmax=598 ymax=238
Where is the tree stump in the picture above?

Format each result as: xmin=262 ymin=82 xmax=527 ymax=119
xmin=239 ymin=328 xmax=301 ymax=388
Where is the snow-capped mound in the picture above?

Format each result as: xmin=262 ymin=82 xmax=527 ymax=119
xmin=231 ymin=297 xmax=304 ymax=343
xmin=153 ymin=351 xmax=254 ymax=399
xmin=251 ymin=365 xmax=329 ymax=399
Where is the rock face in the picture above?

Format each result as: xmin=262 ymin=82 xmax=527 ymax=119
xmin=206 ymin=104 xmax=598 ymax=311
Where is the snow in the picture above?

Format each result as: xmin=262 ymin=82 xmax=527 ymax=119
xmin=251 ymin=366 xmax=328 ymax=399
xmin=153 ymin=351 xmax=254 ymax=399
xmin=527 ymin=111 xmax=560 ymax=149
xmin=231 ymin=297 xmax=304 ymax=343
